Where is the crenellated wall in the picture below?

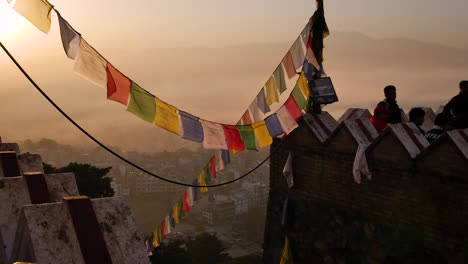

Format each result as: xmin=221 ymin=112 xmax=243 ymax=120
xmin=263 ymin=109 xmax=468 ymax=264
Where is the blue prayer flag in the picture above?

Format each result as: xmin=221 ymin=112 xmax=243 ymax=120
xmin=265 ymin=114 xmax=285 ymax=138
xmin=256 ymin=88 xmax=270 ymax=114
xmin=192 ymin=179 xmax=201 ymax=201
xmin=180 ymin=111 xmax=204 ymax=143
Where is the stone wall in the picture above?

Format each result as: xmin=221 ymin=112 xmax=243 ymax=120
xmin=263 ymin=111 xmax=468 ymax=264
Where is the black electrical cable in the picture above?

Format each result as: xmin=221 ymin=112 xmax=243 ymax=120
xmin=0 ymin=41 xmax=286 ymax=188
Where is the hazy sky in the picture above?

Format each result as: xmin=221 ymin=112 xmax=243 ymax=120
xmin=0 ymin=0 xmax=467 ymax=150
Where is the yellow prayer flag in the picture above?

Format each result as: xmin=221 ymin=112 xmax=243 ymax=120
xmin=155 ymin=98 xmax=181 ymax=135
xmin=265 ymin=76 xmax=279 ymax=106
xmin=252 ymin=120 xmax=272 ymax=148
xmin=173 ymin=203 xmax=180 ymax=224
xmin=13 ymin=0 xmax=53 ymax=33
xmin=152 ymin=231 xmax=160 ymax=248
xmin=197 ymin=170 xmax=208 ymax=193
xmin=297 ymin=72 xmax=309 ymax=97
xmin=280 ymin=237 xmax=293 ymax=264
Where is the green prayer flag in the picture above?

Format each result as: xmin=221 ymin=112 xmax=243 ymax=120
xmin=273 ymin=64 xmax=287 ymax=94
xmin=291 ymin=84 xmax=308 ymax=111
xmin=204 ymin=164 xmax=211 ymax=184
xmin=237 ymin=125 xmax=257 ymax=150
xmin=127 ymin=82 xmax=156 ymax=123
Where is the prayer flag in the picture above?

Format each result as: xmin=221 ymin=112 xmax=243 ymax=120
xmin=300 ymin=22 xmax=311 ymax=47
xmin=215 ymin=150 xmax=225 ymax=171
xmin=183 ymin=192 xmax=190 ymax=213
xmin=57 ymin=12 xmax=80 ymax=59
xmin=249 ymin=101 xmax=262 ymax=122
xmin=152 ymin=230 xmax=160 ymax=248
xmin=303 ymin=61 xmax=315 ymax=81
xmin=186 ymin=187 xmax=194 ymax=207
xmin=291 ymin=84 xmax=308 ymax=112
xmin=252 ymin=121 xmax=273 ymax=148
xmin=209 ymin=156 xmax=217 ymax=178
xmin=265 ymin=114 xmax=285 ymax=138
xmin=106 ymin=63 xmax=131 ymax=105
xmin=178 ymin=199 xmax=185 ymax=219
xmin=165 ymin=215 xmax=172 ymax=234
xmin=256 ymin=88 xmax=270 ymax=114
xmin=200 ymin=120 xmax=228 ymax=150
xmin=277 ymin=105 xmax=299 ymax=134
xmin=192 ymin=180 xmax=201 ymax=201
xmin=237 ymin=125 xmax=257 ymax=150
xmin=127 ymin=82 xmax=156 ymax=123
xmin=285 ymin=96 xmax=303 ymax=121
xmin=180 ymin=111 xmax=203 ymax=143
xmin=13 ymin=0 xmax=53 ymax=33
xmin=265 ymin=77 xmax=279 ymax=106
xmin=297 ymin=72 xmax=310 ymax=97
xmin=173 ymin=203 xmax=180 ymax=224
xmin=222 ymin=125 xmax=245 ymax=151
xmin=290 ymin=36 xmax=306 ymax=70
xmin=215 ymin=149 xmax=230 ymax=171
xmin=160 ymin=221 xmax=166 ymax=240
xmin=74 ymin=39 xmax=108 ymax=88
xmin=273 ymin=64 xmax=287 ymax=94
xmin=283 ymin=152 xmax=294 ymax=188
xmin=281 ymin=195 xmax=289 ymax=228
xmin=203 ymin=165 xmax=211 ymax=184
xmin=222 ymin=149 xmax=230 ymax=164
xmin=197 ymin=171 xmax=208 ymax=193
xmin=306 ymin=33 xmax=321 ymax=70
xmin=168 ymin=210 xmax=175 ymax=228
xmin=241 ymin=110 xmax=253 ymax=125
xmin=280 ymin=237 xmax=293 ymax=264
xmin=282 ymin=51 xmax=297 ymax=79
xmin=155 ymin=98 xmax=181 ymax=135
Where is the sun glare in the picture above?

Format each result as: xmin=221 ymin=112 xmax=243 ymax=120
xmin=0 ymin=0 xmax=27 ymax=42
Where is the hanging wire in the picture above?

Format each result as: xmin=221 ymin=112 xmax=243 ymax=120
xmin=0 ymin=41 xmax=286 ymax=188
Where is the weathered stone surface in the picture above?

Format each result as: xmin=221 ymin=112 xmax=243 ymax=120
xmin=17 ymin=154 xmax=44 ymax=174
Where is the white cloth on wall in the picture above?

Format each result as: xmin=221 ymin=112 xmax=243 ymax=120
xmin=353 ymin=144 xmax=372 ymax=184
xmin=282 ymin=152 xmax=294 ymax=188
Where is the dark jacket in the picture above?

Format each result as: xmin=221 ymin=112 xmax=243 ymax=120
xmin=425 ymin=126 xmax=445 ymax=143
xmin=443 ymin=93 xmax=468 ymax=129
xmin=378 ymin=99 xmax=402 ymax=124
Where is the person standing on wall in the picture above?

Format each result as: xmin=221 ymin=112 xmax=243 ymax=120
xmin=443 ymin=80 xmax=468 ymax=129
xmin=376 ymin=85 xmax=402 ymax=124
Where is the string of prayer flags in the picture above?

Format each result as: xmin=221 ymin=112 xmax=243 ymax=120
xmin=155 ymin=98 xmax=181 ymax=135
xmin=106 ymin=63 xmax=131 ymax=105
xmin=276 ymin=105 xmax=299 ymax=135
xmin=291 ymin=84 xmax=308 ymax=111
xmin=209 ymin=156 xmax=217 ymax=178
xmin=127 ymin=82 xmax=156 ymax=123
xmin=265 ymin=114 xmax=286 ymax=138
xmin=74 ymin=39 xmax=108 ymax=88
xmin=282 ymin=51 xmax=297 ymax=79
xmin=57 ymin=12 xmax=81 ymax=59
xmin=197 ymin=171 xmax=208 ymax=193
xmin=283 ymin=152 xmax=294 ymax=188
xmin=200 ymin=120 xmax=228 ymax=150
xmin=265 ymin=76 xmax=280 ymax=106
xmin=256 ymin=89 xmax=270 ymax=114
xmin=290 ymin=36 xmax=306 ymax=70
xmin=237 ymin=125 xmax=257 ymax=150
xmin=273 ymin=64 xmax=287 ymax=94
xmin=222 ymin=125 xmax=246 ymax=151
xmin=252 ymin=120 xmax=273 ymax=148
xmin=12 ymin=0 xmax=53 ymax=33
xmin=284 ymin=96 xmax=303 ymax=122
xmin=179 ymin=111 xmax=204 ymax=143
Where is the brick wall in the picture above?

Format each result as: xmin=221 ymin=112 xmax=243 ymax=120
xmin=263 ymin=118 xmax=468 ymax=264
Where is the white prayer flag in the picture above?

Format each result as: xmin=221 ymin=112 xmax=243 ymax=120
xmin=283 ymin=152 xmax=294 ymax=188
xmin=276 ymin=105 xmax=299 ymax=135
xmin=57 ymin=12 xmax=81 ymax=59
xmin=74 ymin=39 xmax=108 ymax=88
xmin=200 ymin=120 xmax=228 ymax=150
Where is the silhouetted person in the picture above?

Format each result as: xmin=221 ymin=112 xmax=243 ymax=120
xmin=425 ymin=113 xmax=450 ymax=143
xmin=409 ymin=107 xmax=426 ymax=135
xmin=370 ymin=104 xmax=390 ymax=133
xmin=377 ymin=85 xmax=402 ymax=124
xmin=443 ymin=80 xmax=468 ymax=129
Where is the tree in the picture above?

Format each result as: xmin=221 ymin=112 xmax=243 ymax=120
xmin=150 ymin=239 xmax=192 ymax=264
xmin=43 ymin=162 xmax=114 ymax=198
xmin=186 ymin=233 xmax=231 ymax=264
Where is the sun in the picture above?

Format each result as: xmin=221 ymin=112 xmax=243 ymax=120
xmin=0 ymin=0 xmax=28 ymax=43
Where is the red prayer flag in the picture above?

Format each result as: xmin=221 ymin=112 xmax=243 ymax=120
xmin=182 ymin=192 xmax=190 ymax=213
xmin=106 ymin=63 xmax=131 ymax=105
xmin=285 ymin=96 xmax=303 ymax=121
xmin=282 ymin=51 xmax=296 ymax=79
xmin=209 ymin=156 xmax=217 ymax=178
xmin=160 ymin=221 xmax=166 ymax=239
xmin=241 ymin=110 xmax=253 ymax=125
xmin=222 ymin=125 xmax=246 ymax=151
